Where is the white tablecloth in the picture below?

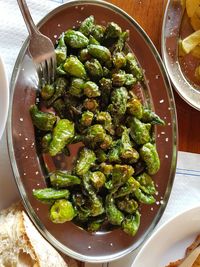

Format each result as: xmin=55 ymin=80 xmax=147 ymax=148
xmin=1 ymin=1 xmax=200 ymax=266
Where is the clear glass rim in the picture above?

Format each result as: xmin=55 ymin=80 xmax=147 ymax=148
xmin=161 ymin=0 xmax=200 ymax=111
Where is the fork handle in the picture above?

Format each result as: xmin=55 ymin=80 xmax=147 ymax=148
xmin=17 ymin=0 xmax=40 ymax=36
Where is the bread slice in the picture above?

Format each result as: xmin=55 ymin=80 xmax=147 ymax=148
xmin=0 ymin=202 xmax=68 ymax=267
xmin=193 ymin=254 xmax=200 ymax=267
xmin=165 ymin=235 xmax=200 ymax=267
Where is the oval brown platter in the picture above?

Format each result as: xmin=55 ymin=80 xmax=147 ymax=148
xmin=7 ymin=0 xmax=177 ymax=263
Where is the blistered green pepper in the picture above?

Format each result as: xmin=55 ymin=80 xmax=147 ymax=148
xmin=104 ymin=22 xmax=122 ymax=39
xmin=56 ymin=63 xmax=67 ymax=76
xmin=83 ymin=81 xmax=101 ymax=98
xmin=78 ymin=48 xmax=91 ymax=63
xmin=142 ymin=108 xmax=165 ymax=125
xmin=136 ymin=172 xmax=156 ymax=195
xmin=95 ymin=149 xmax=107 ymax=163
xmin=120 ymin=127 xmax=140 ymax=163
xmin=86 ymin=124 xmax=106 ymax=145
xmin=117 ymin=197 xmax=138 ymax=214
xmin=100 ymin=163 xmax=113 ymax=177
xmin=87 ymin=44 xmax=111 ymax=62
xmin=112 ymin=71 xmax=136 ymax=87
xmin=109 ymin=87 xmax=128 ymax=117
xmin=83 ymin=98 xmax=99 ymax=112
xmin=113 ymin=52 xmax=127 ymax=69
xmin=110 ymin=164 xmax=134 ymax=190
xmin=82 ymin=172 xmax=104 ymax=216
xmin=129 ymin=117 xmax=151 ymax=145
xmin=108 ymin=140 xmax=121 ymax=163
xmin=41 ymin=84 xmax=55 ymax=100
xmin=33 ymin=188 xmax=70 ymax=203
xmin=102 ymin=66 xmax=111 ymax=77
xmin=75 ymin=206 xmax=90 ymax=223
xmin=114 ymin=177 xmax=140 ymax=198
xmin=127 ymin=93 xmax=143 ymax=119
xmin=50 ymin=170 xmax=81 ymax=188
xmin=99 ymin=78 xmax=112 ymax=108
xmin=72 ymin=193 xmax=90 ymax=222
xmin=46 ymin=77 xmax=68 ymax=106
xmin=122 ymin=211 xmax=141 ymax=236
xmin=68 ymin=78 xmax=85 ymax=97
xmin=55 ymin=33 xmax=67 ymax=65
xmin=89 ymin=35 xmax=100 ymax=45
xmin=30 ymin=105 xmax=57 ymax=131
xmin=125 ymin=52 xmax=143 ymax=81
xmin=80 ymin=111 xmax=94 ymax=126
xmin=91 ymin=24 xmax=105 ymax=42
xmin=64 ymin=29 xmax=89 ymax=48
xmin=105 ymin=194 xmax=124 ymax=225
xmin=112 ymin=72 xmax=126 ymax=87
xmin=100 ymin=134 xmax=113 ymax=150
xmin=140 ymin=142 xmax=160 ymax=175
xmin=41 ymin=132 xmax=52 ymax=152
xmin=50 ymin=199 xmax=76 ymax=223
xmin=89 ymin=171 xmax=106 ymax=189
xmin=75 ymin=147 xmax=96 ymax=176
xmin=124 ymin=74 xmax=137 ymax=87
xmin=96 ymin=111 xmax=114 ymax=135
xmin=85 ymin=58 xmax=103 ymax=80
xmin=79 ymin=15 xmax=95 ymax=36
xmin=87 ymin=217 xmax=104 ymax=232
xmin=112 ymin=30 xmax=129 ymax=53
xmin=134 ymin=187 xmax=155 ymax=204
xmin=64 ymin=56 xmax=87 ymax=78
xmin=49 ymin=119 xmax=74 ymax=156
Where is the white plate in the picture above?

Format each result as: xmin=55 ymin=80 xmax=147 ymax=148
xmin=0 ymin=55 xmax=9 ymax=139
xmin=132 ymin=205 xmax=200 ymax=267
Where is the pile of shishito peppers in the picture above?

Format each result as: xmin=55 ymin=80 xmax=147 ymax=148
xmin=31 ymin=16 xmax=165 ymax=236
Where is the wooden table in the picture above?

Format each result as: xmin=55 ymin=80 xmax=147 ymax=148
xmin=108 ymin=0 xmax=200 ymax=154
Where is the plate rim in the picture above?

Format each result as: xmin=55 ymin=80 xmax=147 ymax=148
xmin=132 ymin=204 xmax=200 ymax=266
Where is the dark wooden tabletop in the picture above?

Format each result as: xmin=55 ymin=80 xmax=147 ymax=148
xmin=108 ymin=0 xmax=200 ymax=154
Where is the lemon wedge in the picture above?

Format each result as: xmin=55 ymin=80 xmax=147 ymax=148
xmin=182 ymin=29 xmax=200 ymax=53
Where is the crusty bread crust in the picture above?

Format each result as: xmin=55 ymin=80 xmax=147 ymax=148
xmin=0 ymin=202 xmax=68 ymax=267
xmin=165 ymin=235 xmax=200 ymax=267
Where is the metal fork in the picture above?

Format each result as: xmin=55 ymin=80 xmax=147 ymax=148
xmin=17 ymin=0 xmax=56 ymax=86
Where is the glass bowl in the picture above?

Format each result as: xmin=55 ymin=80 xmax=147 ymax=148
xmin=162 ymin=0 xmax=200 ymax=110
xmin=7 ymin=0 xmax=177 ymax=263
